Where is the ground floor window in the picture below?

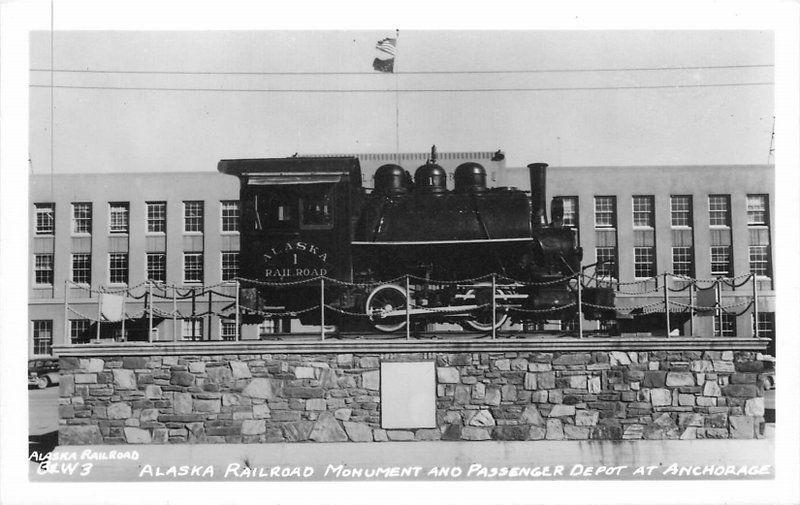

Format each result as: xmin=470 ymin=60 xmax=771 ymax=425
xmin=671 ymin=246 xmax=694 ymax=277
xmin=32 ymin=320 xmax=53 ymax=355
xmin=595 ymin=247 xmax=617 ymax=279
xmin=220 ymin=320 xmax=238 ymax=341
xmin=69 ymin=319 xmax=91 ymax=344
xmin=633 ymin=246 xmax=656 ymax=278
xmin=181 ymin=318 xmax=204 ymax=341
xmin=713 ymin=313 xmax=736 ymax=337
xmin=184 ymin=253 xmax=204 ymax=284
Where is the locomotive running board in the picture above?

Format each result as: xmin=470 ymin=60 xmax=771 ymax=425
xmin=374 ymin=304 xmax=514 ymax=318
xmin=352 ymin=237 xmax=535 ymax=245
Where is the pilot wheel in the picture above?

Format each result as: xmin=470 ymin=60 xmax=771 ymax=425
xmin=365 ymin=284 xmax=408 ymax=333
xmin=463 ymin=285 xmax=508 ymax=332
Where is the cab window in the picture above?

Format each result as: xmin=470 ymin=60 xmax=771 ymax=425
xmin=300 ymin=188 xmax=334 ymax=229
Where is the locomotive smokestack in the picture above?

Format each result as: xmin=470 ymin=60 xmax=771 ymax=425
xmin=528 ymin=163 xmax=548 ymax=229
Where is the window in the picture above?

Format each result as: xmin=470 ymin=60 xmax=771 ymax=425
xmin=184 ymin=253 xmax=204 ymax=283
xmin=710 ymin=246 xmax=732 ymax=277
xmin=633 ymin=247 xmax=656 ymax=278
xmin=595 ymin=247 xmax=617 ymax=278
xmin=32 ymin=320 xmax=53 ymax=355
xmin=277 ymin=202 xmax=294 ymax=222
xmin=713 ymin=314 xmax=736 ymax=337
xmin=146 ymin=201 xmax=167 ymax=233
xmin=561 ymin=197 xmax=578 ymax=228
xmin=69 ymin=319 xmax=91 ymax=344
xmin=632 ymin=196 xmax=654 ymax=228
xmin=34 ymin=254 xmax=54 ymax=285
xmin=220 ymin=320 xmax=238 ymax=341
xmin=221 ymin=201 xmax=240 ymax=233
xmin=747 ymin=194 xmax=768 ymax=226
xmin=221 ymin=252 xmax=239 ymax=281
xmin=300 ymin=189 xmax=334 ymax=229
xmin=594 ymin=196 xmax=616 ymax=228
xmin=184 ymin=201 xmax=204 ymax=233
xmin=671 ymin=247 xmax=694 ymax=277
xmin=756 ymin=312 xmax=774 ymax=339
xmin=109 ymin=202 xmax=129 ymax=234
xmin=258 ymin=319 xmax=277 ymax=336
xmin=146 ymin=253 xmax=166 ymax=282
xmin=749 ymin=245 xmax=770 ymax=277
xmin=181 ymin=319 xmax=204 ymax=341
xmin=708 ymin=195 xmax=730 ymax=227
xmin=109 ymin=253 xmax=129 ymax=284
xmin=35 ymin=203 xmax=55 ymax=235
xmin=71 ymin=254 xmax=91 ymax=284
xmin=72 ymin=203 xmax=92 ymax=234
xmin=670 ymin=195 xmax=692 ymax=227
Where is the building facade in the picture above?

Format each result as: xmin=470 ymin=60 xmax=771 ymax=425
xmin=28 ymin=155 xmax=774 ymax=357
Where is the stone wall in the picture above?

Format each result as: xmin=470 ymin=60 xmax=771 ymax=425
xmin=58 ymin=350 xmax=770 ymax=444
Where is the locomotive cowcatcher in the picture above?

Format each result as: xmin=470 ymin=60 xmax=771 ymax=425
xmin=218 ymin=148 xmax=614 ymax=333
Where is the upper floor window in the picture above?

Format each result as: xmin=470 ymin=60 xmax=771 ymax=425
xmin=109 ymin=202 xmax=129 ymax=234
xmin=146 ymin=253 xmax=166 ymax=283
xmin=221 ymin=201 xmax=240 ymax=233
xmin=72 ymin=203 xmax=92 ymax=234
xmin=71 ymin=254 xmax=91 ymax=285
xmin=34 ymin=254 xmax=54 ymax=285
xmin=35 ymin=203 xmax=55 ymax=235
xmin=221 ymin=252 xmax=239 ymax=281
xmin=632 ymin=196 xmax=654 ymax=228
xmin=708 ymin=195 xmax=730 ymax=227
xmin=670 ymin=195 xmax=692 ymax=227
xmin=561 ymin=197 xmax=578 ymax=228
xmin=108 ymin=253 xmax=129 ymax=284
xmin=146 ymin=201 xmax=167 ymax=234
xmin=747 ymin=194 xmax=768 ymax=226
xmin=184 ymin=253 xmax=204 ymax=283
xmin=184 ymin=201 xmax=204 ymax=233
xmin=633 ymin=246 xmax=656 ymax=278
xmin=594 ymin=196 xmax=616 ymax=228
xmin=710 ymin=246 xmax=732 ymax=277
xmin=595 ymin=247 xmax=617 ymax=278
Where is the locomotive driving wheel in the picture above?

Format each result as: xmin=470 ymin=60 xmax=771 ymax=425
xmin=365 ymin=284 xmax=408 ymax=332
xmin=463 ymin=284 xmax=509 ymax=332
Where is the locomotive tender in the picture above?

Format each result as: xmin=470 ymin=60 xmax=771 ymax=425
xmin=218 ymin=149 xmax=613 ymax=333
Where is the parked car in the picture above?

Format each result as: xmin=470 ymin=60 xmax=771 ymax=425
xmin=28 ymin=359 xmax=60 ymax=389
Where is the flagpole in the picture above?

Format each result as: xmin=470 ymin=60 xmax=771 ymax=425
xmin=394 ymin=28 xmax=400 ymax=164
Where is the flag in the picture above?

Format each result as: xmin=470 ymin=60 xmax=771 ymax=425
xmin=100 ymin=293 xmax=125 ymax=321
xmin=372 ymin=37 xmax=396 ymax=73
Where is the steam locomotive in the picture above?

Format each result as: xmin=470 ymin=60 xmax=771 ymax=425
xmin=218 ymin=148 xmax=613 ymax=332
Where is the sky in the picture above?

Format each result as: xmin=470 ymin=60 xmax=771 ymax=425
xmin=28 ymin=30 xmax=774 ymax=173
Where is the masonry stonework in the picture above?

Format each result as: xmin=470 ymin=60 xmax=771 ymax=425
xmin=58 ymin=350 xmax=769 ymax=445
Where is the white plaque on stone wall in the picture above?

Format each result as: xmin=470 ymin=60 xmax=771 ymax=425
xmin=380 ymin=361 xmax=436 ymax=429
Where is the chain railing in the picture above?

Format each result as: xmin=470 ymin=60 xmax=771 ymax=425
xmin=63 ymin=266 xmax=764 ymax=344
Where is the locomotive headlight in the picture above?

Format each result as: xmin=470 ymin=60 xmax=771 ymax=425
xmin=567 ymin=278 xmax=580 ymax=292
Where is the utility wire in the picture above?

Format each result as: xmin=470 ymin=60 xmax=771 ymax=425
xmin=28 ymin=63 xmax=773 ymax=76
xmin=29 ymin=82 xmax=773 ymax=93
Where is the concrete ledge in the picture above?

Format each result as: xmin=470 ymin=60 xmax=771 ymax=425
xmin=53 ymin=336 xmax=770 ymax=356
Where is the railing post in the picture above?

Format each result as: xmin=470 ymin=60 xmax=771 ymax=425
xmin=172 ymin=285 xmax=178 ymax=342
xmin=577 ymin=269 xmax=583 ymax=339
xmin=148 ymin=281 xmax=154 ymax=343
xmin=64 ymin=280 xmax=70 ymax=346
xmin=752 ymin=273 xmax=759 ymax=339
xmin=715 ymin=279 xmax=722 ymax=336
xmin=405 ymin=275 xmax=411 ymax=340
xmin=235 ymin=280 xmax=241 ymax=342
xmin=491 ymin=273 xmax=497 ymax=339
xmin=121 ymin=289 xmax=126 ymax=342
xmin=320 ymin=277 xmax=325 ymax=341
xmin=96 ymin=287 xmax=103 ymax=342
xmin=689 ymin=280 xmax=695 ymax=336
xmin=663 ymin=272 xmax=670 ymax=337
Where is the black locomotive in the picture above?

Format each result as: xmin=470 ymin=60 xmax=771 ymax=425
xmin=218 ymin=148 xmax=613 ymax=332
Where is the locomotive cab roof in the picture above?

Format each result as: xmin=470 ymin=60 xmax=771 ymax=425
xmin=218 ymin=156 xmax=362 ymax=187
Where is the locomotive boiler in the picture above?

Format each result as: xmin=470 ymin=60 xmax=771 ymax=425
xmin=218 ymin=149 xmax=613 ymax=333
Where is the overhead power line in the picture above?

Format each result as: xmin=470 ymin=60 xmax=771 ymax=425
xmin=29 ymin=82 xmax=774 ymax=93
xmin=28 ymin=63 xmax=774 ymax=76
